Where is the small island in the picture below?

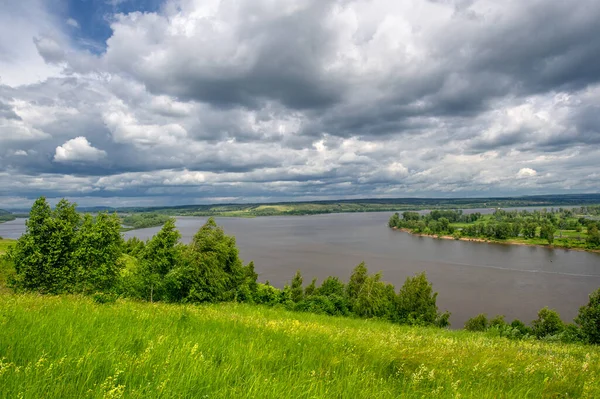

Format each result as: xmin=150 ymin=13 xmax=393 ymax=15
xmin=388 ymin=207 xmax=600 ymax=252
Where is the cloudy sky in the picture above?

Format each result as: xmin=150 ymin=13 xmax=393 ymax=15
xmin=1 ymin=0 xmax=599 ymax=208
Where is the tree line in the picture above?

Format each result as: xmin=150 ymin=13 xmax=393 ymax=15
xmin=389 ymin=208 xmax=600 ymax=248
xmin=3 ymin=197 xmax=600 ymax=345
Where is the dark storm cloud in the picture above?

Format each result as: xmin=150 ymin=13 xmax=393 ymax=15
xmin=105 ymin=0 xmax=344 ymax=110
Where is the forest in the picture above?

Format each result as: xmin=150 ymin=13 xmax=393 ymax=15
xmin=389 ymin=207 xmax=600 ymax=251
xmin=0 ymin=196 xmax=598 ymax=345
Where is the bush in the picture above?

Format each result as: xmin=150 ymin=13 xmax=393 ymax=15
xmin=254 ymin=283 xmax=282 ymax=306
xmin=294 ymin=295 xmax=349 ymax=316
xmin=510 ymin=319 xmax=532 ymax=337
xmin=465 ymin=314 xmax=489 ymax=332
xmin=531 ymin=307 xmax=564 ymax=339
xmin=489 ymin=315 xmax=507 ymax=329
xmin=575 ymin=287 xmax=600 ymax=344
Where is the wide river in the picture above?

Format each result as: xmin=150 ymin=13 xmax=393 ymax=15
xmin=2 ymin=212 xmax=600 ymax=327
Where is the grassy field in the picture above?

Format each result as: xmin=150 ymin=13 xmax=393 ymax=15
xmin=0 ymin=239 xmax=15 ymax=255
xmin=0 ymin=295 xmax=598 ymax=398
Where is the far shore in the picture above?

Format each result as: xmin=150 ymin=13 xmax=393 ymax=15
xmin=392 ymin=227 xmax=600 ymax=254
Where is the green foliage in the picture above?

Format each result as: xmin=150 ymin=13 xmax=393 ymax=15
xmin=254 ymin=282 xmax=283 ymax=306
xmin=121 ymin=213 xmax=171 ymax=229
xmin=346 ymin=262 xmax=395 ymax=319
xmin=290 ymin=270 xmax=304 ymax=303
xmin=316 ymin=276 xmax=345 ymax=297
xmin=531 ymin=307 xmax=564 ymax=339
xmin=10 ymin=198 xmax=124 ymax=295
xmin=489 ymin=315 xmax=507 ymax=329
xmin=10 ymin=198 xmax=80 ymax=293
xmin=540 ymin=224 xmax=556 ymax=245
xmin=465 ymin=314 xmax=489 ymax=332
xmin=510 ymin=319 xmax=532 ymax=337
xmin=395 ymin=272 xmax=445 ymax=326
xmin=587 ymin=225 xmax=600 ymax=247
xmin=170 ymin=217 xmax=247 ymax=303
xmin=71 ymin=213 xmax=124 ymax=293
xmin=575 ymin=287 xmax=600 ymax=344
xmin=304 ymin=278 xmax=317 ymax=297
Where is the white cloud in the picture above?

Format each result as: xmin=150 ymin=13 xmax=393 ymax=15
xmin=517 ymin=168 xmax=538 ymax=178
xmin=66 ymin=18 xmax=79 ymax=28
xmin=54 ymin=137 xmax=107 ymax=163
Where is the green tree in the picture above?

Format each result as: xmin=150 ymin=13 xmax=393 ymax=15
xmin=172 ymin=218 xmax=245 ymax=303
xmin=290 ymin=270 xmax=304 ymax=303
xmin=346 ymin=261 xmax=368 ymax=305
xmin=10 ymin=197 xmax=80 ymax=293
xmin=540 ymin=224 xmax=556 ymax=245
xmin=575 ymin=287 xmax=600 ymax=344
xmin=138 ymin=218 xmax=181 ymax=301
xmin=395 ymin=272 xmax=443 ymax=326
xmin=438 ymin=217 xmax=450 ymax=232
xmin=71 ymin=213 xmax=124 ymax=293
xmin=304 ymin=278 xmax=317 ymax=297
xmin=388 ymin=213 xmax=400 ymax=228
xmin=464 ymin=314 xmax=489 ymax=332
xmin=531 ymin=307 xmax=564 ymax=339
xmin=316 ymin=276 xmax=345 ymax=297
xmin=586 ymin=225 xmax=600 ymax=248
xmin=523 ymin=223 xmax=537 ymax=239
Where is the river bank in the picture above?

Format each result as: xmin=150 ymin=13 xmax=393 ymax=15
xmin=393 ymin=227 xmax=600 ymax=254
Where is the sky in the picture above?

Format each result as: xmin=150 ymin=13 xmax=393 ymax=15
xmin=1 ymin=0 xmax=599 ymax=208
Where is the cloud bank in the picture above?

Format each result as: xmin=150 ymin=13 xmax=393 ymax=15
xmin=0 ymin=0 xmax=599 ymax=207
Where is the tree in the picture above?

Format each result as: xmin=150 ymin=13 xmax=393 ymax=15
xmin=290 ymin=270 xmax=304 ymax=303
xmin=138 ymin=218 xmax=181 ymax=301
xmin=346 ymin=261 xmax=368 ymax=304
xmin=316 ymin=276 xmax=345 ymax=297
xmin=523 ymin=223 xmax=537 ymax=239
xmin=395 ymin=272 xmax=445 ymax=326
xmin=575 ymin=287 xmax=600 ymax=344
xmin=304 ymin=278 xmax=317 ymax=297
xmin=71 ymin=213 xmax=124 ymax=293
xmin=388 ymin=213 xmax=400 ymax=228
xmin=540 ymin=224 xmax=556 ymax=245
xmin=172 ymin=217 xmax=245 ymax=303
xmin=464 ymin=314 xmax=489 ymax=332
xmin=586 ymin=225 xmax=600 ymax=248
xmin=531 ymin=307 xmax=564 ymax=339
xmin=438 ymin=217 xmax=450 ymax=232
xmin=10 ymin=197 xmax=80 ymax=293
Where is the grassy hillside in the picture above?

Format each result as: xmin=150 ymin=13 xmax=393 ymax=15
xmin=0 ymin=238 xmax=15 ymax=254
xmin=0 ymin=295 xmax=598 ymax=398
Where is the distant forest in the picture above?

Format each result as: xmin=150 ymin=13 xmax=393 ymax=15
xmin=3 ymin=194 xmax=600 ymax=227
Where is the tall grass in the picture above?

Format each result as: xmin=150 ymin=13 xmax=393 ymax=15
xmin=0 ymin=294 xmax=599 ymax=398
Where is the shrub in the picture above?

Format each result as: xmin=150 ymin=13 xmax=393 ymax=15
xmin=489 ymin=315 xmax=507 ymax=329
xmin=465 ymin=314 xmax=489 ymax=332
xmin=531 ymin=307 xmax=564 ymax=339
xmin=294 ymin=295 xmax=349 ymax=316
xmin=510 ymin=319 xmax=532 ymax=337
xmin=254 ymin=283 xmax=282 ymax=306
xmin=575 ymin=287 xmax=600 ymax=344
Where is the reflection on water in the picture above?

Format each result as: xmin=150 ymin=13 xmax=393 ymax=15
xmin=2 ymin=212 xmax=600 ymax=327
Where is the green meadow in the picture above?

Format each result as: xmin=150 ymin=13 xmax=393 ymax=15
xmin=1 ymin=294 xmax=599 ymax=399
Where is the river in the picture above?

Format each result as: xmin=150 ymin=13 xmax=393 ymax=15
xmin=2 ymin=212 xmax=600 ymax=327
